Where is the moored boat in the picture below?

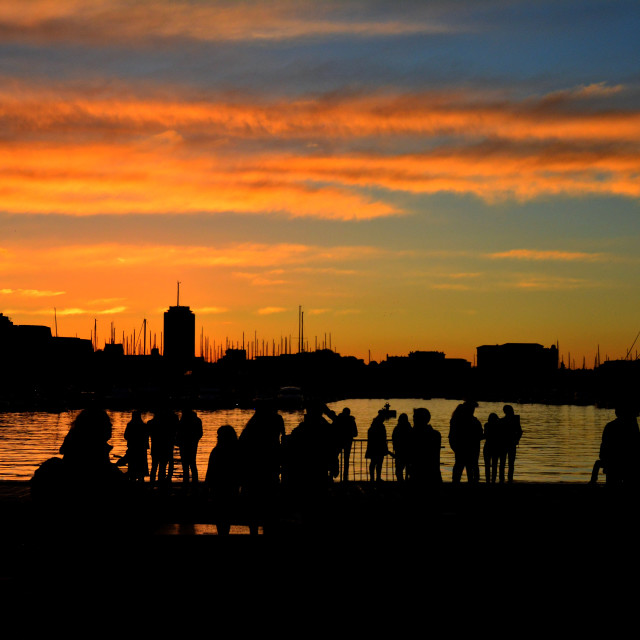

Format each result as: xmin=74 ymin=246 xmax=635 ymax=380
xmin=276 ymin=386 xmax=304 ymax=410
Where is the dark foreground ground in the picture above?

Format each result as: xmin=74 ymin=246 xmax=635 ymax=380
xmin=4 ymin=478 xmax=640 ymax=630
xmin=3 ymin=480 xmax=640 ymax=628
xmin=3 ymin=478 xmax=640 ymax=580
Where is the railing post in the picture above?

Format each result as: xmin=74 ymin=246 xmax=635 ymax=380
xmin=343 ymin=439 xmax=396 ymax=482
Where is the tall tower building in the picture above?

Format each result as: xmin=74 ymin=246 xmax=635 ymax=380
xmin=163 ymin=285 xmax=195 ymax=364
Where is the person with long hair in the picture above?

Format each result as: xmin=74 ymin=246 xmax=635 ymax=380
xmin=366 ymin=411 xmax=389 ymax=482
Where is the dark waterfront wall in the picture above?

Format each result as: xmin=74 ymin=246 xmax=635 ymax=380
xmin=1 ymin=313 xmax=638 ymax=410
xmin=2 ymin=342 xmax=638 ymax=412
xmin=0 ymin=313 xmax=94 ymax=408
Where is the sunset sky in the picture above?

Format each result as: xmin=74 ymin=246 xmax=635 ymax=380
xmin=1 ymin=0 xmax=639 ymax=365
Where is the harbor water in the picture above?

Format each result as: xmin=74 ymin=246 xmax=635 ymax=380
xmin=0 ymin=398 xmax=613 ymax=484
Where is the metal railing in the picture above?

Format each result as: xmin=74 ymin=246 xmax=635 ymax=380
xmin=337 ymin=438 xmax=397 ymax=482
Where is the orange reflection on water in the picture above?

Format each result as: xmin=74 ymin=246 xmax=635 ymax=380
xmin=0 ymin=399 xmax=615 ymax=484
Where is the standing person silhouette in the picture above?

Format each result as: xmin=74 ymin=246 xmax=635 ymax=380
xmin=239 ymin=399 xmax=285 ymax=534
xmin=284 ymin=399 xmax=335 ymax=493
xmin=599 ymin=402 xmax=640 ymax=486
xmin=411 ymin=408 xmax=442 ymax=485
xmin=392 ymin=413 xmax=413 ymax=481
xmin=206 ymin=424 xmax=240 ymax=536
xmin=449 ymin=400 xmax=483 ymax=483
xmin=148 ymin=407 xmax=179 ymax=488
xmin=366 ymin=410 xmax=389 ymax=482
xmin=282 ymin=400 xmax=335 ymax=501
xmin=502 ymin=405 xmax=523 ymax=483
xmin=334 ymin=407 xmax=358 ymax=481
xmin=123 ymin=410 xmax=149 ymax=483
xmin=177 ymin=407 xmax=203 ymax=485
xmin=482 ymin=413 xmax=502 ymax=483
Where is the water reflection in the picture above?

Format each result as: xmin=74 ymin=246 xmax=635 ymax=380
xmin=0 ymin=398 xmax=614 ymax=483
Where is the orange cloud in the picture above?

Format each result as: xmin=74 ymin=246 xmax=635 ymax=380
xmin=257 ymin=307 xmax=288 ymax=315
xmin=233 ymin=272 xmax=289 ymax=286
xmin=2 ymin=83 xmax=638 ymax=143
xmin=1 ymin=82 xmax=638 ymax=217
xmin=0 ymin=0 xmax=458 ymax=45
xmin=0 ymin=242 xmax=388 ymax=274
xmin=430 ymin=283 xmax=473 ymax=291
xmin=4 ymin=305 xmax=127 ymax=317
xmin=514 ymin=277 xmax=590 ymax=290
xmin=1 ymin=287 xmax=65 ymax=297
xmin=193 ymin=307 xmax=229 ymax=315
xmin=489 ymin=249 xmax=608 ymax=262
xmin=0 ymin=140 xmax=397 ymax=219
xmin=265 ymin=146 xmax=640 ymax=201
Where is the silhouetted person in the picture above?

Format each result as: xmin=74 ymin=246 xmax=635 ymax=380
xmin=502 ymin=405 xmax=523 ymax=483
xmin=449 ymin=400 xmax=483 ymax=483
xmin=319 ymin=405 xmax=342 ymax=481
xmin=176 ymin=407 xmax=203 ymax=484
xmin=283 ymin=400 xmax=335 ymax=496
xmin=206 ymin=425 xmax=240 ymax=535
xmin=365 ymin=411 xmax=389 ymax=482
xmin=239 ymin=399 xmax=285 ymax=534
xmin=333 ymin=407 xmax=358 ymax=481
xmin=599 ymin=402 xmax=640 ymax=486
xmin=392 ymin=413 xmax=413 ymax=481
xmin=410 ymin=408 xmax=442 ymax=485
xmin=123 ymin=410 xmax=149 ymax=482
xmin=240 ymin=399 xmax=284 ymax=484
xmin=31 ymin=407 xmax=126 ymax=522
xmin=482 ymin=413 xmax=504 ymax=483
xmin=148 ymin=407 xmax=179 ymax=488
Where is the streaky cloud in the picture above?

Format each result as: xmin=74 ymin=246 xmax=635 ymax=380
xmin=193 ymin=306 xmax=229 ymax=314
xmin=0 ymin=241 xmax=390 ymax=273
xmin=0 ymin=0 xmax=462 ymax=46
xmin=1 ymin=287 xmax=65 ymax=297
xmin=96 ymin=306 xmax=127 ymax=315
xmin=514 ymin=276 xmax=591 ymax=290
xmin=489 ymin=249 xmax=608 ymax=262
xmin=0 ymin=81 xmax=638 ymax=216
xmin=257 ymin=306 xmax=287 ymax=315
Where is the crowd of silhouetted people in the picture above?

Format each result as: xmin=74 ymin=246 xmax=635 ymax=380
xmin=29 ymin=395 xmax=640 ymax=534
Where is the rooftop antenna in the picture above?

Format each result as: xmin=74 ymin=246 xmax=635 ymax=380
xmin=177 ymin=281 xmax=181 ymax=306
xmin=54 ymin=308 xmax=58 ymax=338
